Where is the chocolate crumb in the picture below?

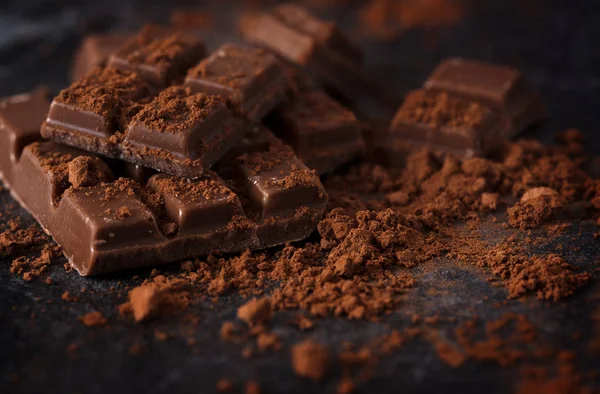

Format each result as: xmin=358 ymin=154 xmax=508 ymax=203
xmin=67 ymin=156 xmax=113 ymax=188
xmin=216 ymin=379 xmax=233 ymax=393
xmin=291 ymin=340 xmax=330 ymax=381
xmin=80 ymin=311 xmax=107 ymax=327
xmin=237 ymin=297 xmax=272 ymax=328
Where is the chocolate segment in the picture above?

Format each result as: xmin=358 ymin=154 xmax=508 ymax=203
xmin=240 ymin=4 xmax=392 ymax=110
xmin=424 ymin=58 xmax=546 ymax=136
xmin=71 ymin=33 xmax=130 ymax=82
xmin=108 ymin=25 xmax=206 ymax=88
xmin=0 ymin=89 xmax=50 ymax=167
xmin=225 ymin=130 xmax=327 ymax=247
xmin=267 ymin=90 xmax=363 ymax=174
xmin=272 ymin=3 xmax=363 ymax=64
xmin=125 ymin=86 xmax=232 ymax=159
xmin=147 ymin=174 xmax=243 ymax=234
xmin=381 ymin=89 xmax=502 ymax=160
xmin=47 ymin=67 xmax=152 ymax=138
xmin=185 ymin=43 xmax=287 ymax=123
xmin=1 ymin=93 xmax=327 ymax=275
xmin=42 ymin=70 xmax=247 ymax=178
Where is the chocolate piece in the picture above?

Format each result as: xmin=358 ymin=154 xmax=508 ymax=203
xmin=108 ymin=25 xmax=206 ymax=88
xmin=1 ymin=94 xmax=327 ymax=275
xmin=70 ymin=33 xmax=130 ymax=82
xmin=240 ymin=4 xmax=392 ymax=110
xmin=185 ymin=43 xmax=287 ymax=123
xmin=226 ymin=131 xmax=327 ymax=247
xmin=382 ymin=89 xmax=503 ymax=159
xmin=0 ymin=89 xmax=50 ymax=168
xmin=424 ymin=58 xmax=546 ymax=136
xmin=41 ymin=70 xmax=247 ymax=178
xmin=267 ymin=90 xmax=363 ymax=174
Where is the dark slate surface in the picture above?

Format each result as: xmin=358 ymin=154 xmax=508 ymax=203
xmin=1 ymin=1 xmax=599 ymax=393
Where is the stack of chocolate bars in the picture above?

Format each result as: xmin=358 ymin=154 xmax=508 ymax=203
xmin=0 ymin=4 xmax=545 ymax=276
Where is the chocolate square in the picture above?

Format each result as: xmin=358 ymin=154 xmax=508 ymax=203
xmin=185 ymin=43 xmax=286 ymax=122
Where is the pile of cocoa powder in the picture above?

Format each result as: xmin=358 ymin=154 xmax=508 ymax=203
xmin=109 ymin=127 xmax=600 ymax=391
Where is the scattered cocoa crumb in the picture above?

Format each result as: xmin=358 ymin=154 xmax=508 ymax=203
xmin=80 ymin=311 xmax=107 ymax=327
xmin=291 ymin=314 xmax=315 ymax=331
xmin=244 ymin=380 xmax=260 ymax=394
xmin=508 ymin=187 xmax=563 ymax=229
xmin=237 ymin=297 xmax=272 ymax=328
xmin=61 ymin=291 xmax=77 ymax=302
xmin=154 ymin=330 xmax=168 ymax=341
xmin=0 ymin=226 xmax=43 ymax=257
xmin=121 ymin=276 xmax=190 ymax=322
xmin=10 ymin=244 xmax=62 ymax=280
xmin=336 ymin=376 xmax=356 ymax=394
xmin=216 ymin=378 xmax=233 ymax=393
xmin=291 ymin=340 xmax=330 ymax=381
xmin=425 ymin=330 xmax=467 ymax=367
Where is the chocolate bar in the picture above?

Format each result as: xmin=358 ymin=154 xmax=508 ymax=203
xmin=239 ymin=4 xmax=393 ymax=111
xmin=41 ymin=66 xmax=247 ymax=179
xmin=185 ymin=43 xmax=287 ymax=123
xmin=266 ymin=90 xmax=363 ymax=174
xmin=107 ymin=25 xmax=206 ymax=88
xmin=424 ymin=58 xmax=546 ymax=136
xmin=374 ymin=90 xmax=503 ymax=163
xmin=1 ymin=91 xmax=328 ymax=276
xmin=71 ymin=33 xmax=130 ymax=82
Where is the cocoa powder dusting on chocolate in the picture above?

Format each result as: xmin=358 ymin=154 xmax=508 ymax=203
xmin=152 ymin=173 xmax=235 ymax=201
xmin=118 ymin=27 xmax=201 ymax=70
xmin=129 ymin=86 xmax=223 ymax=135
xmin=57 ymin=66 xmax=151 ymax=120
xmin=67 ymin=156 xmax=113 ymax=188
xmin=393 ymin=90 xmax=489 ymax=129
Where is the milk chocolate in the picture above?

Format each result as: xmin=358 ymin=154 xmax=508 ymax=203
xmin=71 ymin=33 xmax=130 ymax=82
xmin=378 ymin=89 xmax=503 ymax=162
xmin=185 ymin=43 xmax=287 ymax=123
xmin=424 ymin=58 xmax=546 ymax=136
xmin=239 ymin=4 xmax=393 ymax=110
xmin=266 ymin=90 xmax=363 ymax=174
xmin=1 ymin=91 xmax=327 ymax=275
xmin=41 ymin=67 xmax=247 ymax=179
xmin=107 ymin=25 xmax=206 ymax=88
